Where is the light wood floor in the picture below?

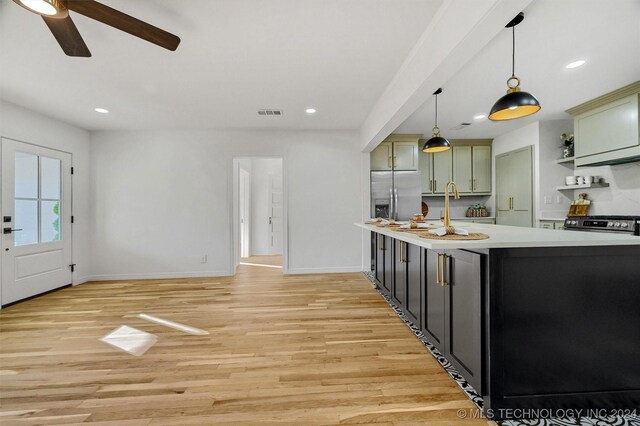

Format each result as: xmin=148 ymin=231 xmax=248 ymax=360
xmin=0 ymin=259 xmax=488 ymax=425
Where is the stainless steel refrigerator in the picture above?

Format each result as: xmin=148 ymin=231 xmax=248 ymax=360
xmin=371 ymin=171 xmax=421 ymax=220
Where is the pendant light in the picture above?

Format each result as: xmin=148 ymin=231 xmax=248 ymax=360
xmin=422 ymin=88 xmax=451 ymax=153
xmin=489 ymin=13 xmax=540 ymax=121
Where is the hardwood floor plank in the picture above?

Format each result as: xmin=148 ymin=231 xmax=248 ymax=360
xmin=1 ymin=256 xmax=484 ymax=424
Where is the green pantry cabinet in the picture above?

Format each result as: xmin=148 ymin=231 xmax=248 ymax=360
xmin=372 ymin=232 xmax=483 ymax=392
xmin=369 ymin=230 xmax=640 ymax=420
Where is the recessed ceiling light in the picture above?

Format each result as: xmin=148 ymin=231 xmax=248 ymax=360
xmin=305 ymin=108 xmax=317 ymax=114
xmin=565 ymin=60 xmax=586 ymax=69
xmin=94 ymin=107 xmax=109 ymax=114
xmin=473 ymin=114 xmax=486 ymax=120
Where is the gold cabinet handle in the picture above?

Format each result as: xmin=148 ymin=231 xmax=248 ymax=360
xmin=399 ymin=241 xmax=407 ymax=263
xmin=388 ymin=157 xmax=392 ymax=168
xmin=434 ymin=179 xmax=437 ymax=192
xmin=435 ymin=254 xmax=441 ymax=284
xmin=429 ymin=179 xmax=433 ymax=192
xmin=440 ymin=254 xmax=448 ymax=286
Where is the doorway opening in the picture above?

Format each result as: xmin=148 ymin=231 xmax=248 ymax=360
xmin=232 ymin=157 xmax=285 ymax=274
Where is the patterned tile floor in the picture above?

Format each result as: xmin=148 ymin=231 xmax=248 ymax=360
xmin=362 ymin=272 xmax=640 ymax=426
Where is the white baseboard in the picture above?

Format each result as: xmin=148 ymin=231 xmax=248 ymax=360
xmin=85 ymin=270 xmax=231 ymax=282
xmin=286 ymin=266 xmax=362 ymax=275
xmin=73 ymin=275 xmax=92 ymax=286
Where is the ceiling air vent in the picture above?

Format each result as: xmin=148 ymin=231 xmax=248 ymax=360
xmin=257 ymin=109 xmax=283 ymax=116
xmin=449 ymin=122 xmax=472 ymax=131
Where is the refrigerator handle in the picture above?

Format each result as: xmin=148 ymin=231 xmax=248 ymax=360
xmin=394 ymin=188 xmax=399 ymax=220
xmin=389 ymin=188 xmax=394 ymax=219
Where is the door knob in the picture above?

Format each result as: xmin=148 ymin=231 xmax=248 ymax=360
xmin=3 ymin=228 xmax=23 ymax=234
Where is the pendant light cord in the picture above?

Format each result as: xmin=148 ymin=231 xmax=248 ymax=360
xmin=511 ymin=25 xmax=516 ymax=77
xmin=435 ymin=94 xmax=438 ymax=127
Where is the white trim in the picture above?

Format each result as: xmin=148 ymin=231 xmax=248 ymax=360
xmin=86 ymin=270 xmax=230 ymax=281
xmin=286 ymin=266 xmax=362 ymax=275
xmin=73 ymin=275 xmax=92 ymax=285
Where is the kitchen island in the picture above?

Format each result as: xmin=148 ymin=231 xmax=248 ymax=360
xmin=357 ymin=222 xmax=640 ymax=420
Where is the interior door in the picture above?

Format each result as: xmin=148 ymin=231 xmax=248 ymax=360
xmin=1 ymin=138 xmax=72 ymax=305
xmin=268 ymin=174 xmax=283 ymax=255
xmin=239 ymin=168 xmax=250 ymax=258
xmin=495 ymin=152 xmax=512 ymax=215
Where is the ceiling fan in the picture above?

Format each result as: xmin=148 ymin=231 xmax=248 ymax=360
xmin=13 ymin=0 xmax=180 ymax=57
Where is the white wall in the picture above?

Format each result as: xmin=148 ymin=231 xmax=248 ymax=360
xmin=488 ymin=121 xmax=540 ymax=223
xmin=538 ymin=120 xmax=574 ymax=219
xmin=89 ymin=129 xmax=363 ymax=279
xmin=0 ymin=100 xmax=92 ymax=285
xmin=250 ymin=158 xmax=283 ymax=256
xmin=571 ymin=162 xmax=640 ymax=215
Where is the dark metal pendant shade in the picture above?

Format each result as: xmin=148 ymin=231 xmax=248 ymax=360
xmin=489 ymin=89 xmax=540 ymax=121
xmin=422 ymin=88 xmax=451 ymax=153
xmin=489 ymin=12 xmax=541 ymax=121
xmin=422 ymin=135 xmax=450 ymax=153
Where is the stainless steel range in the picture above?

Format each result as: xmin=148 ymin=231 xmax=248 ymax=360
xmin=564 ymin=215 xmax=640 ymax=235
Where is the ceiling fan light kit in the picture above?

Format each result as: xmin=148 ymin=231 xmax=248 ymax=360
xmin=15 ymin=0 xmax=67 ymax=18
xmin=489 ymin=12 xmax=541 ymax=121
xmin=13 ymin=0 xmax=180 ymax=57
xmin=423 ymin=88 xmax=452 ymax=153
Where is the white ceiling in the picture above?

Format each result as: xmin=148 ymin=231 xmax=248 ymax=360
xmin=395 ymin=0 xmax=640 ymax=140
xmin=0 ymin=0 xmax=442 ymax=131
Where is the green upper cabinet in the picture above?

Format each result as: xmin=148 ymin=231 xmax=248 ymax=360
xmin=393 ymin=141 xmax=419 ymax=170
xmin=371 ymin=142 xmax=393 ymax=171
xmin=453 ymin=146 xmax=472 ymax=193
xmin=370 ymin=135 xmax=420 ymax=171
xmin=420 ymin=139 xmax=492 ymax=195
xmin=418 ymin=147 xmax=433 ymax=193
xmin=472 ymin=145 xmax=492 ymax=193
xmin=432 ymin=150 xmax=453 ymax=194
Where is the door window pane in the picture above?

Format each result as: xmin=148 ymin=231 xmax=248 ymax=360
xmin=41 ymin=201 xmax=61 ymax=243
xmin=15 ymin=199 xmax=38 ymax=246
xmin=15 ymin=152 xmax=38 ymax=198
xmin=41 ymin=157 xmax=61 ymax=200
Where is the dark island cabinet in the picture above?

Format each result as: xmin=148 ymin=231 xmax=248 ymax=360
xmin=382 ymin=235 xmax=394 ymax=294
xmin=369 ymin=231 xmax=482 ymax=392
xmin=405 ymin=243 xmax=422 ymax=328
xmin=373 ymin=233 xmax=385 ymax=286
xmin=424 ymin=249 xmax=483 ymax=393
xmin=393 ymin=241 xmax=423 ymax=327
xmin=392 ymin=240 xmax=406 ymax=307
xmin=424 ymin=250 xmax=446 ymax=353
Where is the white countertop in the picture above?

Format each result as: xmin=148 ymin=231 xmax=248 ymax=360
xmin=356 ymin=222 xmax=640 ymax=250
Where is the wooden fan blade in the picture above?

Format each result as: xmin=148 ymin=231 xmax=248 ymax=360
xmin=66 ymin=0 xmax=181 ymax=51
xmin=42 ymin=15 xmax=91 ymax=57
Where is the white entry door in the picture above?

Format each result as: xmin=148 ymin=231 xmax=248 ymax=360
xmin=1 ymin=138 xmax=72 ymax=305
xmin=239 ymin=168 xmax=250 ymax=258
xmin=268 ymin=174 xmax=283 ymax=255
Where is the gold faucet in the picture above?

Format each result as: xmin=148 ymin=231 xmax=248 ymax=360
xmin=443 ymin=181 xmax=460 ymax=234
